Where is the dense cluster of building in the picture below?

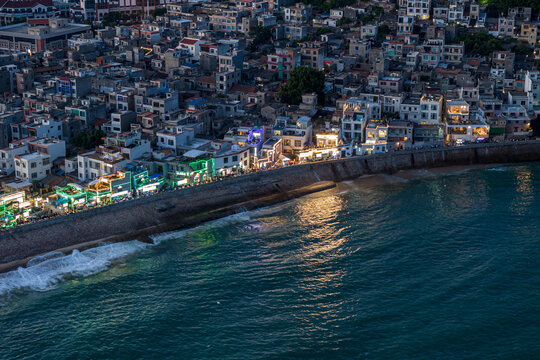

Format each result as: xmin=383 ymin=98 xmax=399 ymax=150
xmin=0 ymin=0 xmax=538 ymax=228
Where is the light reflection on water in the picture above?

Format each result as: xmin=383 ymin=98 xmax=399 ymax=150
xmin=0 ymin=164 xmax=539 ymax=360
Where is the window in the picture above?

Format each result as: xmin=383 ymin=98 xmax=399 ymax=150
xmin=232 ymin=155 xmax=238 ymax=162
xmin=224 ymin=157 xmax=229 ymax=164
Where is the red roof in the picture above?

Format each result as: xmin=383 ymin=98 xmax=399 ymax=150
xmin=34 ymin=65 xmax=63 ymax=73
xmin=180 ymin=38 xmax=199 ymax=45
xmin=230 ymin=85 xmax=257 ymax=93
xmin=0 ymin=0 xmax=53 ymax=8
xmin=27 ymin=18 xmax=49 ymax=25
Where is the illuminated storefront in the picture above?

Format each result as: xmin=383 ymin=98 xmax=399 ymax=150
xmin=55 ymin=184 xmax=88 ymax=209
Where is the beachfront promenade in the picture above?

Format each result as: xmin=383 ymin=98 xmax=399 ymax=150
xmin=4 ymin=140 xmax=539 ymax=232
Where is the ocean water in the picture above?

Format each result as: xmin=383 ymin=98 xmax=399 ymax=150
xmin=0 ymin=164 xmax=539 ymax=360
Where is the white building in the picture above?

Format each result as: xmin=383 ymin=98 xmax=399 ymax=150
xmin=406 ymin=0 xmax=430 ymax=19
xmin=105 ymin=131 xmax=152 ymax=161
xmin=11 ymin=117 xmax=63 ymax=141
xmin=273 ymin=116 xmax=313 ymax=152
xmin=14 ymin=152 xmax=51 ymax=182
xmin=419 ymin=94 xmax=443 ymax=125
xmin=177 ymin=38 xmax=205 ymax=60
xmin=156 ymin=125 xmax=196 ymax=153
xmin=341 ymin=99 xmax=381 ymax=142
xmin=0 ymin=139 xmax=31 ymax=175
xmin=212 ymin=146 xmax=251 ymax=176
xmin=28 ymin=138 xmax=66 ymax=162
xmin=77 ymin=151 xmax=127 ymax=181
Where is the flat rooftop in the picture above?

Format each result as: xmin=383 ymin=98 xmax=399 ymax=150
xmin=0 ymin=23 xmax=91 ymax=40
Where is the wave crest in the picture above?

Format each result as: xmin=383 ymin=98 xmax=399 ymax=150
xmin=0 ymin=241 xmax=148 ymax=297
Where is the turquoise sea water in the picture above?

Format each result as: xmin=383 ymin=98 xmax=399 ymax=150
xmin=0 ymin=164 xmax=539 ymax=360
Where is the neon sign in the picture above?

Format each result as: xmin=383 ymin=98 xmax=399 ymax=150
xmin=247 ymin=128 xmax=263 ymax=146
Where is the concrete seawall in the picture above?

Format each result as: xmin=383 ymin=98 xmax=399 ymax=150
xmin=1 ymin=141 xmax=540 ymax=270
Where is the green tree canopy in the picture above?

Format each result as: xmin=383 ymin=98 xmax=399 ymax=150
xmin=279 ymin=67 xmax=325 ymax=105
xmin=453 ymin=32 xmax=503 ymax=56
xmin=151 ymin=8 xmax=167 ymax=17
xmin=482 ymin=0 xmax=539 ymax=13
xmin=247 ymin=26 xmax=273 ymax=51
xmin=315 ymin=27 xmax=332 ymax=36
xmin=72 ymin=130 xmax=106 ymax=149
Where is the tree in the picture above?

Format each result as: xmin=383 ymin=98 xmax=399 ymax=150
xmin=513 ymin=44 xmax=533 ymax=56
xmin=72 ymin=130 xmax=106 ymax=149
xmin=315 ymin=27 xmax=332 ymax=36
xmin=279 ymin=67 xmax=325 ymax=105
xmin=452 ymin=32 xmax=503 ymax=56
xmin=377 ymin=24 xmax=391 ymax=42
xmin=337 ymin=17 xmax=352 ymax=26
xmin=483 ymin=0 xmax=539 ymax=14
xmin=150 ymin=8 xmax=167 ymax=17
xmin=247 ymin=26 xmax=272 ymax=52
xmin=102 ymin=12 xmax=131 ymax=27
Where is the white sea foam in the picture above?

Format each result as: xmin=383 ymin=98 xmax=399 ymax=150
xmin=0 ymin=241 xmax=148 ymax=297
xmin=150 ymin=211 xmax=252 ymax=244
xmin=486 ymin=167 xmax=507 ymax=172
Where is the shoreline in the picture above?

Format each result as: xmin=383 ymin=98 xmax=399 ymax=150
xmin=0 ymin=181 xmax=336 ymax=274
xmin=0 ymin=162 xmax=517 ymax=275
xmin=1 ymin=142 xmax=539 ymax=273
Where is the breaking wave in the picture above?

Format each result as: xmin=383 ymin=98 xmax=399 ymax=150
xmin=486 ymin=167 xmax=508 ymax=172
xmin=0 ymin=241 xmax=148 ymax=297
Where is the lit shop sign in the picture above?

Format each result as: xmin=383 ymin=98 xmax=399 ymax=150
xmin=141 ymin=184 xmax=157 ymax=192
xmin=111 ymin=190 xmax=129 ymax=198
xmin=247 ymin=128 xmax=263 ymax=146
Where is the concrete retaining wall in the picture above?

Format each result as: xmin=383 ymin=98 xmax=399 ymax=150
xmin=1 ymin=141 xmax=539 ymax=266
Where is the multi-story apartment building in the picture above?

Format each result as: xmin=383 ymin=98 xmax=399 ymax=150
xmin=419 ymin=94 xmax=443 ymax=125
xmin=14 ymin=152 xmax=51 ymax=182
xmin=77 ymin=150 xmax=127 ymax=181
xmin=519 ymin=23 xmax=538 ymax=47
xmin=28 ymin=138 xmax=65 ymax=162
xmin=498 ymin=16 xmax=515 ymax=37
xmin=341 ymin=98 xmax=381 ymax=143
xmin=0 ymin=138 xmax=32 ymax=175
xmin=0 ymin=0 xmax=58 ymax=25
xmin=11 ymin=117 xmax=63 ymax=141
xmin=349 ymin=39 xmax=370 ymax=61
xmin=502 ymin=105 xmax=531 ymax=138
xmin=267 ymin=48 xmax=301 ymax=79
xmin=443 ymin=43 xmax=464 ymax=64
xmin=210 ymin=10 xmax=247 ymax=33
xmin=0 ymin=19 xmax=90 ymax=54
xmin=299 ymin=42 xmax=326 ymax=70
xmin=284 ymin=3 xmax=312 ymax=24
xmin=273 ymin=116 xmax=312 ymax=152
xmin=406 ymin=0 xmax=430 ymax=20
xmin=397 ymin=12 xmax=414 ymax=35
xmin=360 ymin=25 xmax=378 ymax=40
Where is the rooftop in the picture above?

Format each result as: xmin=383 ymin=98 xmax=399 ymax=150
xmin=0 ymin=22 xmax=91 ymax=39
